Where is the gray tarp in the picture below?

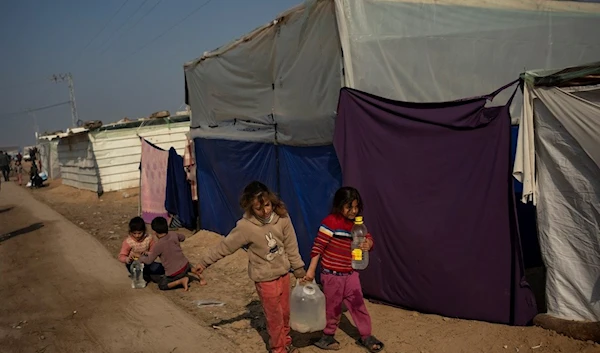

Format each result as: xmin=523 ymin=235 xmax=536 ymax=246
xmin=185 ymin=0 xmax=600 ymax=145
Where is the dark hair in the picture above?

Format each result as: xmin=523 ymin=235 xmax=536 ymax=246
xmin=151 ymin=217 xmax=169 ymax=234
xmin=240 ymin=181 xmax=288 ymax=217
xmin=331 ymin=186 xmax=363 ymax=215
xmin=129 ymin=216 xmax=146 ymax=233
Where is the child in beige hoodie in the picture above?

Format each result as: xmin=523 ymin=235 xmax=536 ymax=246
xmin=193 ymin=181 xmax=306 ymax=353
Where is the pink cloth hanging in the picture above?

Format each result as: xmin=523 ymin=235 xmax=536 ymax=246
xmin=140 ymin=138 xmax=169 ymax=223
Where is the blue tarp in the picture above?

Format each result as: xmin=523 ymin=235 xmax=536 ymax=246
xmin=510 ymin=126 xmax=541 ymax=268
xmin=194 ymin=138 xmax=341 ymax=263
xmin=165 ymin=147 xmax=196 ymax=230
xmin=278 ymin=145 xmax=342 ymax=263
xmin=194 ymin=138 xmax=278 ymax=235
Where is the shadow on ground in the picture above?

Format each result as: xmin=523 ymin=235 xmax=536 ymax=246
xmin=0 ymin=222 xmax=44 ymax=243
xmin=0 ymin=206 xmax=15 ymax=214
xmin=210 ymin=300 xmax=361 ymax=351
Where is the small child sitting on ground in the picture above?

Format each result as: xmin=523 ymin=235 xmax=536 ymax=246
xmin=118 ymin=216 xmax=165 ymax=282
xmin=140 ymin=217 xmax=206 ymax=291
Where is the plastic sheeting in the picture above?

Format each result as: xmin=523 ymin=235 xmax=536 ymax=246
xmin=334 ymin=0 xmax=600 ymax=119
xmin=194 ymin=138 xmax=278 ymax=234
xmin=279 ymin=145 xmax=342 ymax=263
xmin=194 ymin=138 xmax=341 ymax=263
xmin=185 ymin=0 xmax=600 ymax=146
xmin=516 ymin=84 xmax=600 ymax=321
xmin=334 ymin=85 xmax=537 ymax=325
xmin=185 ymin=0 xmax=341 ymax=145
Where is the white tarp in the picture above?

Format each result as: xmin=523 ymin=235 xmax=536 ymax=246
xmin=334 ymin=0 xmax=600 ymax=118
xmin=515 ymin=83 xmax=600 ymax=321
xmin=184 ymin=0 xmax=341 ymax=146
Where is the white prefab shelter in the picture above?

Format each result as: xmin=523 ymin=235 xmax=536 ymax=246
xmin=57 ymin=129 xmax=100 ymax=192
xmin=184 ymin=0 xmax=600 ymax=143
xmin=37 ymin=135 xmax=61 ymax=179
xmin=56 ymin=116 xmax=190 ymax=193
xmin=89 ymin=117 xmax=189 ymax=192
xmin=514 ymin=63 xmax=600 ymax=322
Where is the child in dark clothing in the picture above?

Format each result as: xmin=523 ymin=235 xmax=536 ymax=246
xmin=140 ymin=217 xmax=206 ymax=291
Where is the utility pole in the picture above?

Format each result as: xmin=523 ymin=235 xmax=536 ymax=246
xmin=51 ymin=73 xmax=79 ymax=127
xmin=27 ymin=109 xmax=39 ymax=139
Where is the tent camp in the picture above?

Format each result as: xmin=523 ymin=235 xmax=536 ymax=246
xmin=514 ymin=62 xmax=600 ymax=322
xmin=184 ymin=0 xmax=600 ymax=324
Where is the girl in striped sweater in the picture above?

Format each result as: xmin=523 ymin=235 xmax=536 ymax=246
xmin=304 ymin=187 xmax=384 ymax=352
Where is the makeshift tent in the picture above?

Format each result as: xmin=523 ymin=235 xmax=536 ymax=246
xmin=140 ymin=138 xmax=169 ymax=224
xmin=186 ymin=0 xmax=343 ymax=263
xmin=513 ymin=62 xmax=600 ymax=322
xmin=183 ymin=0 xmax=596 ymax=320
xmin=165 ymin=147 xmax=196 ymax=230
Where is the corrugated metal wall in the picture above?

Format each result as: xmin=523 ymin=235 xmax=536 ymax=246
xmin=57 ymin=132 xmax=101 ymax=192
xmin=89 ymin=122 xmax=189 ymax=192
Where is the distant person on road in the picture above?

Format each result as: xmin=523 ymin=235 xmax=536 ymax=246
xmin=14 ymin=160 xmax=23 ymax=186
xmin=0 ymin=151 xmax=9 ymax=182
xmin=28 ymin=161 xmax=43 ymax=188
xmin=192 ymin=181 xmax=306 ymax=353
xmin=118 ymin=216 xmax=165 ymax=283
xmin=140 ymin=217 xmax=206 ymax=291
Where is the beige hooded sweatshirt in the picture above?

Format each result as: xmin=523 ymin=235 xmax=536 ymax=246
xmin=199 ymin=213 xmax=306 ymax=283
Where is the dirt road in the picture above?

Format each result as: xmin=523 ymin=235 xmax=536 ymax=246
xmin=0 ymin=182 xmax=239 ymax=353
xmin=26 ymin=181 xmax=600 ymax=353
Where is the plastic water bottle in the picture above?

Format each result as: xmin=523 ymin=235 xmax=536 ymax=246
xmin=290 ymin=280 xmax=326 ymax=333
xmin=351 ymin=216 xmax=369 ymax=270
xmin=130 ymin=258 xmax=146 ymax=289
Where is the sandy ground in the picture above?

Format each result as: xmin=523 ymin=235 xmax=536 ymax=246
xmin=0 ymin=182 xmax=240 ymax=353
xmin=23 ymin=179 xmax=600 ymax=353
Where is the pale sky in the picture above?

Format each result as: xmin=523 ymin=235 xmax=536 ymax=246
xmin=0 ymin=0 xmax=300 ymax=148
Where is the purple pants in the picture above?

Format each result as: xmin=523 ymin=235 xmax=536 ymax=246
xmin=321 ymin=271 xmax=372 ymax=339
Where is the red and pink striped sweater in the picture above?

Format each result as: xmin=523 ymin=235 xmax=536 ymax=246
xmin=311 ymin=214 xmax=374 ymax=273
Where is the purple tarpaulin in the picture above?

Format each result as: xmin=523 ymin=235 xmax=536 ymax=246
xmin=334 ymin=83 xmax=537 ymax=325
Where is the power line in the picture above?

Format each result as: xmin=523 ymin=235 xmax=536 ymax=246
xmin=99 ymin=0 xmax=164 ymax=57
xmin=97 ymin=0 xmax=150 ymax=57
xmin=89 ymin=0 xmax=212 ymax=75
xmin=68 ymin=0 xmax=131 ymax=70
xmin=0 ymin=101 xmax=71 ymax=119
xmin=126 ymin=0 xmax=164 ymax=34
xmin=127 ymin=0 xmax=212 ymax=57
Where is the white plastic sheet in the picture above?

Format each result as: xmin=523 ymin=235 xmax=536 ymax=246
xmin=184 ymin=0 xmax=341 ymax=146
xmin=334 ymin=0 xmax=600 ymax=117
xmin=516 ymin=84 xmax=600 ymax=321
